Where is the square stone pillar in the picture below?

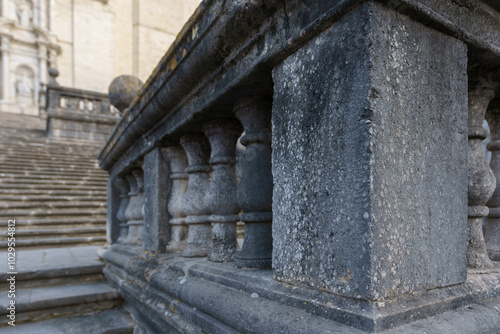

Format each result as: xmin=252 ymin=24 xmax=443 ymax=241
xmin=143 ymin=147 xmax=172 ymax=251
xmin=106 ymin=177 xmax=121 ymax=244
xmin=272 ymin=2 xmax=468 ymax=300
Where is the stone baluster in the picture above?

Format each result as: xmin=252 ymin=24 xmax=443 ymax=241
xmin=204 ymin=119 xmax=243 ymax=262
xmin=124 ymin=173 xmax=139 ymax=245
xmin=467 ymin=78 xmax=496 ymax=269
xmin=165 ymin=147 xmax=189 ymax=251
xmin=234 ymin=97 xmax=273 ymax=269
xmin=180 ymin=135 xmax=212 ymax=257
xmin=123 ymin=169 xmax=145 ymax=246
xmin=486 ymin=99 xmax=500 ymax=262
xmin=116 ymin=177 xmax=130 ymax=244
xmin=134 ymin=169 xmax=145 ymax=246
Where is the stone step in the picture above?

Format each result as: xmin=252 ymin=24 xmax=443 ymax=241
xmin=0 ymin=145 xmax=98 ymax=160
xmin=0 ymin=236 xmax=107 ymax=249
xmin=0 ymin=162 xmax=104 ymax=171
xmin=0 ymin=172 xmax=108 ymax=182
xmin=0 ymin=145 xmax=101 ymax=155
xmin=0 ymin=310 xmax=134 ymax=334
xmin=0 ymin=158 xmax=100 ymax=168
xmin=0 ymin=262 xmax=104 ymax=290
xmin=0 ymin=208 xmax=107 ymax=218
xmin=0 ymin=169 xmax=107 ymax=178
xmin=0 ymin=189 xmax=107 ymax=196
xmin=0 ymin=195 xmax=107 ymax=202
xmin=0 ymin=217 xmax=105 ymax=227
xmin=0 ymin=226 xmax=106 ymax=238
xmin=0 ymin=246 xmax=106 ymax=289
xmin=0 ymin=201 xmax=106 ymax=210
xmin=0 ymin=183 xmax=106 ymax=191
xmin=0 ymin=283 xmax=121 ymax=326
xmin=0 ymin=178 xmax=106 ymax=186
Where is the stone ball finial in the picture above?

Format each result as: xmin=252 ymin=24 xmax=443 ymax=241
xmin=108 ymin=75 xmax=143 ymax=112
xmin=48 ymin=67 xmax=59 ymax=87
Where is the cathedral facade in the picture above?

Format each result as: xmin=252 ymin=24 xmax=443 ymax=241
xmin=0 ymin=0 xmax=199 ymax=116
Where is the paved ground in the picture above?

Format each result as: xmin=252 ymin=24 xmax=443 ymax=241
xmin=0 ymin=246 xmax=103 ymax=273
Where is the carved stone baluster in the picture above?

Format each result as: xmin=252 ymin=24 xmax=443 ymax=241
xmin=165 ymin=147 xmax=189 ymax=251
xmin=134 ymin=169 xmax=145 ymax=246
xmin=486 ymin=99 xmax=500 ymax=261
xmin=180 ymin=135 xmax=212 ymax=257
xmin=124 ymin=173 xmax=139 ymax=245
xmin=468 ymin=78 xmax=496 ymax=268
xmin=233 ymin=97 xmax=273 ymax=269
xmin=204 ymin=119 xmax=243 ymax=262
xmin=116 ymin=177 xmax=130 ymax=244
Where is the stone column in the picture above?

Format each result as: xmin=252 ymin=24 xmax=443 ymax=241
xmin=1 ymin=37 xmax=10 ymax=102
xmin=180 ymin=134 xmax=212 ymax=257
xmin=204 ymin=119 xmax=242 ymax=262
xmin=124 ymin=172 xmax=141 ymax=245
xmin=272 ymin=3 xmax=468 ymax=300
xmin=467 ymin=77 xmax=496 ymax=269
xmin=116 ymin=177 xmax=130 ymax=244
xmin=165 ymin=147 xmax=189 ymax=251
xmin=234 ymin=97 xmax=273 ymax=269
xmin=486 ymin=100 xmax=500 ymax=262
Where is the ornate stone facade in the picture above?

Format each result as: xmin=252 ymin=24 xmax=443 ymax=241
xmin=0 ymin=0 xmax=199 ymax=116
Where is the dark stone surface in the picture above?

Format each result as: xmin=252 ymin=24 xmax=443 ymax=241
xmin=102 ymin=246 xmax=500 ymax=333
xmin=108 ymin=75 xmax=143 ymax=112
xmin=143 ymin=148 xmax=171 ymax=252
xmin=234 ymin=96 xmax=274 ymax=269
xmin=272 ymin=3 xmax=468 ymax=300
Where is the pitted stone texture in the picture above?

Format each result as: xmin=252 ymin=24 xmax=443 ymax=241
xmin=467 ymin=80 xmax=496 ymax=269
xmin=165 ymin=147 xmax=189 ymax=251
xmin=234 ymin=97 xmax=273 ymax=269
xmin=115 ymin=177 xmax=130 ymax=244
xmin=108 ymin=75 xmax=144 ymax=112
xmin=180 ymin=134 xmax=213 ymax=257
xmin=272 ymin=3 xmax=468 ymax=300
xmin=204 ymin=119 xmax=242 ymax=262
xmin=487 ymin=100 xmax=500 ymax=261
xmin=143 ymin=148 xmax=174 ymax=252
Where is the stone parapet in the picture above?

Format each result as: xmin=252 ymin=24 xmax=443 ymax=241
xmin=99 ymin=0 xmax=500 ymax=332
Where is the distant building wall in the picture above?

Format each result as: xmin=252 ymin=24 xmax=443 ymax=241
xmin=0 ymin=0 xmax=199 ymax=115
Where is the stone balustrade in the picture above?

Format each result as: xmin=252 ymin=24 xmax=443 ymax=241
xmin=45 ymin=68 xmax=121 ymax=141
xmin=98 ymin=1 xmax=500 ymax=333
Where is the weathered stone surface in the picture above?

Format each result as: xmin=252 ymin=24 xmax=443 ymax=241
xmin=108 ymin=75 xmax=144 ymax=112
xmin=164 ymin=146 xmax=189 ymax=251
xmin=115 ymin=177 xmax=130 ymax=244
xmin=486 ymin=100 xmax=500 ymax=261
xmin=204 ymin=119 xmax=242 ymax=262
xmin=180 ymin=134 xmax=212 ymax=257
xmin=272 ymin=3 xmax=468 ymax=300
xmin=234 ymin=96 xmax=273 ymax=269
xmin=467 ymin=76 xmax=496 ymax=269
xmin=143 ymin=148 xmax=171 ymax=251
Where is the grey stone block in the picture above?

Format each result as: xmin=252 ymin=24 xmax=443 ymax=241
xmin=272 ymin=3 xmax=468 ymax=300
xmin=143 ymin=148 xmax=171 ymax=251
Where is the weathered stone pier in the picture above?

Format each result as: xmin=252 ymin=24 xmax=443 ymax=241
xmin=98 ymin=0 xmax=500 ymax=332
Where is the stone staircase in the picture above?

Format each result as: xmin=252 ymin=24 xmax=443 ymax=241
xmin=0 ymin=127 xmax=108 ymax=249
xmin=0 ymin=113 xmax=134 ymax=332
xmin=0 ymin=246 xmax=133 ymax=332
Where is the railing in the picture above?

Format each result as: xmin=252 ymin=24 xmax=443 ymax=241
xmin=45 ymin=69 xmax=120 ymax=141
xmin=98 ymin=1 xmax=500 ymax=332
